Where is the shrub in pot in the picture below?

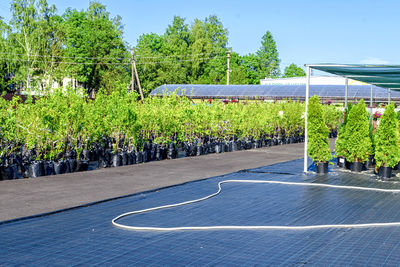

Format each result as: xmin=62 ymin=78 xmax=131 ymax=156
xmin=307 ymin=95 xmax=332 ymax=174
xmin=335 ymin=103 xmax=352 ymax=168
xmin=374 ymin=103 xmax=399 ymax=179
xmin=344 ymin=99 xmax=372 ymax=172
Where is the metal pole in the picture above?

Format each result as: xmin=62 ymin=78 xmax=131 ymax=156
xmin=370 ymin=84 xmax=373 ymax=116
xmin=304 ymin=66 xmax=310 ymax=173
xmin=226 ymin=50 xmax=231 ymax=85
xmin=388 ymin=88 xmax=391 ymax=104
xmin=345 ymin=78 xmax=348 ymax=108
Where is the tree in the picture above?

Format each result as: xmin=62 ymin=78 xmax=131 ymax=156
xmin=0 ymin=18 xmax=11 ymax=92
xmin=8 ymin=0 xmax=57 ymax=92
xmin=344 ymin=99 xmax=372 ymax=163
xmin=135 ymin=15 xmax=230 ymax=95
xmin=61 ymin=2 xmax=130 ymax=95
xmin=256 ymin=31 xmax=280 ymax=79
xmin=374 ymin=103 xmax=399 ymax=169
xmin=283 ymin=63 xmax=305 ymax=78
xmin=307 ymin=95 xmax=332 ymax=164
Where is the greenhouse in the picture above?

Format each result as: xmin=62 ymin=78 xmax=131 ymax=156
xmin=150 ymin=83 xmax=400 ymax=102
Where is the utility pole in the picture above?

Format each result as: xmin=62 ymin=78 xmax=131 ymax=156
xmin=131 ymin=48 xmax=144 ymax=100
xmin=226 ymin=50 xmax=231 ymax=85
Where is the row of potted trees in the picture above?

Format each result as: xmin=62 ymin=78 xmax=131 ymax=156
xmin=308 ymin=95 xmax=400 ymax=178
xmin=0 ymin=89 xmax=342 ymax=180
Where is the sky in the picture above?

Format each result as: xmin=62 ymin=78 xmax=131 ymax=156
xmin=1 ymin=0 xmax=400 ymax=71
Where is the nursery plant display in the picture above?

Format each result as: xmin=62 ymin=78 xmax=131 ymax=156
xmin=307 ymin=95 xmax=332 ymax=174
xmin=374 ymin=103 xmax=399 ymax=179
xmin=342 ymin=99 xmax=372 ymax=172
xmin=0 ymin=89 xmax=344 ymax=180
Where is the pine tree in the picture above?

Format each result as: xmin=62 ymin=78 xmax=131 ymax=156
xmin=256 ymin=31 xmax=280 ymax=78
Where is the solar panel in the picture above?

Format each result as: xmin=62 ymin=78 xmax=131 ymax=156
xmin=150 ymin=84 xmax=399 ymax=100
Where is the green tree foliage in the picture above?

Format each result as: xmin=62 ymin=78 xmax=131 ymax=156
xmin=256 ymin=31 xmax=280 ymax=79
xmin=0 ymin=19 xmax=11 ymax=92
xmin=344 ymin=99 xmax=372 ymax=162
xmin=61 ymin=2 xmax=130 ymax=95
xmin=2 ymin=0 xmax=130 ymax=94
xmin=8 ymin=0 xmax=58 ymax=91
xmin=307 ymin=95 xmax=332 ymax=163
xmin=335 ymin=103 xmax=352 ymax=157
xmin=1 ymin=1 xmax=284 ymax=95
xmin=136 ymin=18 xmax=282 ymax=95
xmin=283 ymin=63 xmax=306 ymax=78
xmin=374 ymin=103 xmax=399 ymax=169
xmin=135 ymin=15 xmax=230 ymax=95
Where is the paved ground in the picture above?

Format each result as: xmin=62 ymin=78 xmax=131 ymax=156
xmin=0 ymin=142 xmax=313 ymax=222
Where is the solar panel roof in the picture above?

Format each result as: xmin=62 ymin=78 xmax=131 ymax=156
xmin=150 ymin=84 xmax=399 ymax=100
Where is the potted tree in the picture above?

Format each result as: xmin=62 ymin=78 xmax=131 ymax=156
xmin=344 ymin=99 xmax=372 ymax=172
xmin=307 ymin=95 xmax=332 ymax=174
xmin=374 ymin=103 xmax=399 ymax=179
xmin=335 ymin=103 xmax=352 ymax=168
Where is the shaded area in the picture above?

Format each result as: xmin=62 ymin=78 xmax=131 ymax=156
xmin=2 ymin=159 xmax=400 ymax=265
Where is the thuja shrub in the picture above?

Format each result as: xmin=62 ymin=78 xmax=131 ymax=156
xmin=344 ymin=99 xmax=372 ymax=163
xmin=335 ymin=103 xmax=352 ymax=158
xmin=374 ymin=103 xmax=399 ymax=169
xmin=307 ymin=95 xmax=332 ymax=163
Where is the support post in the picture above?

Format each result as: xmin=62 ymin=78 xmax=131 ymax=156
xmin=131 ymin=48 xmax=134 ymax=93
xmin=132 ymin=48 xmax=144 ymax=100
xmin=370 ymin=84 xmax=373 ymax=116
xmin=345 ymin=78 xmax=348 ymax=108
xmin=388 ymin=88 xmax=391 ymax=104
xmin=304 ymin=66 xmax=310 ymax=173
xmin=226 ymin=50 xmax=231 ymax=85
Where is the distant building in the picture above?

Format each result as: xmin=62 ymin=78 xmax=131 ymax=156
xmin=260 ymin=76 xmax=366 ymax=86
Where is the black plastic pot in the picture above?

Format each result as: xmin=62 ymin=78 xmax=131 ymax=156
xmin=316 ymin=162 xmax=328 ymax=174
xmin=378 ymin=166 xmax=392 ymax=179
xmin=54 ymin=160 xmax=67 ymax=174
xmin=350 ymin=161 xmax=364 ymax=172
xmin=135 ymin=151 xmax=143 ymax=164
xmin=167 ymin=143 xmax=177 ymax=159
xmin=365 ymin=155 xmax=375 ymax=169
xmin=156 ymin=145 xmax=163 ymax=160
xmin=29 ymin=161 xmax=45 ymax=178
xmin=128 ymin=151 xmax=136 ymax=165
xmin=215 ymin=143 xmax=222 ymax=154
xmin=112 ymin=153 xmax=122 ymax=167
xmin=44 ymin=161 xmax=55 ymax=176
xmin=196 ymin=145 xmax=204 ymax=156
xmin=337 ymin=157 xmax=346 ymax=168
xmin=121 ymin=152 xmax=128 ymax=166
xmin=1 ymin=164 xmax=18 ymax=180
xmin=231 ymin=141 xmax=237 ymax=151
xmin=75 ymin=160 xmax=89 ymax=172
xmin=67 ymin=159 xmax=77 ymax=173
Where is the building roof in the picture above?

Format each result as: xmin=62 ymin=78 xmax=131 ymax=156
xmin=150 ymin=84 xmax=399 ymax=101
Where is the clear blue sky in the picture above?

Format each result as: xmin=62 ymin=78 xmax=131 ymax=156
xmin=1 ymin=0 xmax=400 ymax=71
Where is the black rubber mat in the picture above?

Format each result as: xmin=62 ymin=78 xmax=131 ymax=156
xmin=2 ymin=159 xmax=400 ymax=266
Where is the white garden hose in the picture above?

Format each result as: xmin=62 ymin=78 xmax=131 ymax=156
xmin=112 ymin=179 xmax=400 ymax=231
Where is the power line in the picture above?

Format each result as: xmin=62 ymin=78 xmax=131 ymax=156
xmin=0 ymin=56 xmax=221 ymax=65
xmin=0 ymin=51 xmax=225 ymax=61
